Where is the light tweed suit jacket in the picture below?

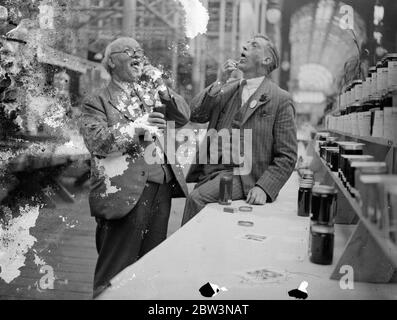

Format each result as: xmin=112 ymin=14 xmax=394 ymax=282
xmin=80 ymin=80 xmax=190 ymax=220
xmin=186 ymin=77 xmax=297 ymax=202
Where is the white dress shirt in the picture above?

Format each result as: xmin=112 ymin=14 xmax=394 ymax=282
xmin=241 ymin=76 xmax=265 ymax=106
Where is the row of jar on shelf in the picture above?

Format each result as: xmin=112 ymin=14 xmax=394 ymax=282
xmin=297 ymin=170 xmax=338 ymax=266
xmin=313 ymin=132 xmax=397 ymax=245
xmin=338 ymin=53 xmax=397 ymax=110
xmin=325 ymin=106 xmax=397 ymax=142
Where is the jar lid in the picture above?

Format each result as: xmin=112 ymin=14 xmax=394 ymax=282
xmin=336 ymin=141 xmax=359 ymax=145
xmin=341 ymin=155 xmax=373 ymax=160
xmin=340 ymin=143 xmax=365 ymax=150
xmin=323 ymin=147 xmax=339 ymax=150
xmin=311 ymin=225 xmax=334 ymax=234
xmin=312 ymin=185 xmax=337 ymax=195
xmin=301 ymin=174 xmax=314 ymax=180
xmin=316 ymin=132 xmax=330 ymax=138
xmin=353 ymin=162 xmax=388 ymax=173
xmin=326 ymin=136 xmax=338 ymax=142
xmin=300 ymin=181 xmax=314 ymax=188
xmin=347 ymin=156 xmax=373 ymax=163
xmin=385 ymin=53 xmax=397 ymax=60
xmin=351 ymin=161 xmax=386 ymax=167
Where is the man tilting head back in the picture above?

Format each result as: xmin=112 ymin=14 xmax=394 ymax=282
xmin=183 ymin=34 xmax=297 ymax=224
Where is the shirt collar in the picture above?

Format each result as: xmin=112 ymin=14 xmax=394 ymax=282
xmin=112 ymin=79 xmax=133 ymax=96
xmin=243 ymin=76 xmax=265 ymax=89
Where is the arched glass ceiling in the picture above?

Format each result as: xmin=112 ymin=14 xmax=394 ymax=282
xmin=298 ymin=63 xmax=333 ymax=92
xmin=290 ymin=0 xmax=367 ymax=97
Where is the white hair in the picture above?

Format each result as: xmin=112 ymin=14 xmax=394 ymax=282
xmin=101 ymin=37 xmax=140 ymax=74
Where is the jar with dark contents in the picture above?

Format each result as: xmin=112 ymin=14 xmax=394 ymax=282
xmin=387 ymin=185 xmax=397 ymax=244
xmin=316 ymin=132 xmax=330 ymax=141
xmin=350 ymin=162 xmax=387 ymax=194
xmin=369 ymin=66 xmax=379 ymax=99
xmin=337 ymin=142 xmax=365 ymax=179
xmin=353 ymin=163 xmax=388 ymax=200
xmin=358 ymin=175 xmax=381 ymax=222
xmin=353 ymin=79 xmax=363 ymax=103
xmin=309 ymin=224 xmax=335 ymax=265
xmin=340 ymin=155 xmax=373 ymax=188
xmin=311 ymin=185 xmax=337 ymax=226
xmin=320 ymin=137 xmax=338 ymax=159
xmin=298 ymin=179 xmax=313 ymax=217
xmin=344 ymin=155 xmax=374 ymax=191
xmin=315 ymin=132 xmax=330 ymax=153
xmin=219 ymin=174 xmax=233 ymax=205
xmin=326 ymin=136 xmax=338 ymax=146
xmin=346 ymin=81 xmax=359 ymax=114
xmin=325 ymin=147 xmax=339 ymax=168
xmin=384 ymin=53 xmax=397 ymax=94
xmin=329 ymin=148 xmax=340 ymax=172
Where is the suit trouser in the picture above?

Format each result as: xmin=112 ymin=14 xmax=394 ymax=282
xmin=93 ymin=182 xmax=171 ymax=298
xmin=181 ymin=170 xmax=244 ymax=226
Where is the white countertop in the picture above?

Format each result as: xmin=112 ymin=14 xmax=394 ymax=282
xmin=97 ymin=173 xmax=397 ymax=300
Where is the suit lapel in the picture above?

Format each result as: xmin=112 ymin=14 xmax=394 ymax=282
xmin=107 ymin=81 xmax=128 ymax=116
xmin=107 ymin=81 xmax=143 ymax=122
xmin=220 ymin=80 xmax=241 ymax=110
xmin=208 ymin=80 xmax=241 ymax=130
xmin=241 ymin=77 xmax=272 ymax=126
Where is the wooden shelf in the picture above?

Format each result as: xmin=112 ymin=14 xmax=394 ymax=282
xmin=311 ymin=150 xmax=358 ymax=224
xmin=327 ymin=130 xmax=396 ymax=147
xmin=311 ymin=149 xmax=397 ymax=282
xmin=320 ymin=158 xmax=362 ymax=217
xmin=315 ymin=152 xmax=397 ymax=267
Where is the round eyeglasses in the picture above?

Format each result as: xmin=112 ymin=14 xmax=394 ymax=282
xmin=110 ymin=48 xmax=145 ymax=60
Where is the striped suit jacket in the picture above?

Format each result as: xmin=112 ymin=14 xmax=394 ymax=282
xmin=186 ymin=77 xmax=297 ymax=202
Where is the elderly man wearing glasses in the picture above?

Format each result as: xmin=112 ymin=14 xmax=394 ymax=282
xmin=80 ymin=37 xmax=190 ymax=297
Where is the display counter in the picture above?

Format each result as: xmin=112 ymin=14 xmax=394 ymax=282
xmin=97 ymin=173 xmax=397 ymax=300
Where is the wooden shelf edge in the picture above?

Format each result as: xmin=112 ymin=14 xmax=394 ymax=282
xmin=313 ymin=151 xmax=362 ymax=215
xmin=327 ymin=130 xmax=396 ymax=147
xmin=314 ymin=151 xmax=397 ymax=268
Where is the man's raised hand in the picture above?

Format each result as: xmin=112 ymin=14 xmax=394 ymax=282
xmin=218 ymin=59 xmax=238 ymax=83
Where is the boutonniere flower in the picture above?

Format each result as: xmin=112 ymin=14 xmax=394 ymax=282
xmin=259 ymin=94 xmax=268 ymax=102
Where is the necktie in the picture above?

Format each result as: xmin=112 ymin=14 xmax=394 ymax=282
xmin=232 ymin=80 xmax=247 ymax=129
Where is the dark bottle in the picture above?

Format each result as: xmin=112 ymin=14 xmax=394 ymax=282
xmin=329 ymin=149 xmax=340 ymax=172
xmin=298 ymin=179 xmax=313 ymax=217
xmin=219 ymin=174 xmax=233 ymax=205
